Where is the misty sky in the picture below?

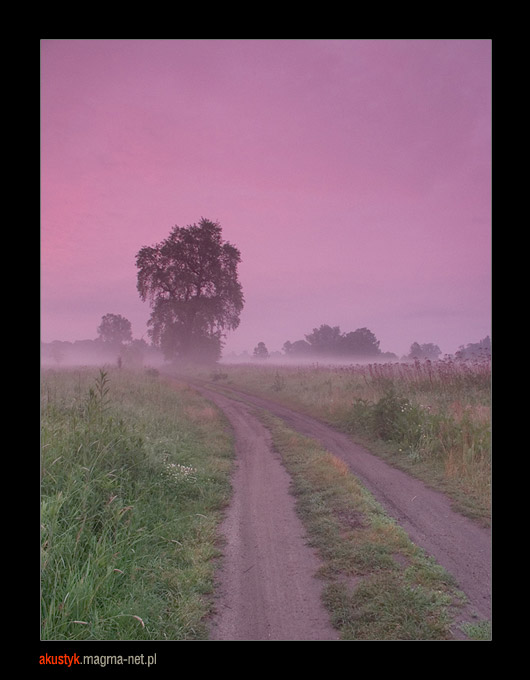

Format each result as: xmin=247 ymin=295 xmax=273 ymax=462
xmin=41 ymin=39 xmax=491 ymax=358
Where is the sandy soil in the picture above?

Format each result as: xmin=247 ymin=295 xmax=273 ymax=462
xmin=190 ymin=380 xmax=491 ymax=640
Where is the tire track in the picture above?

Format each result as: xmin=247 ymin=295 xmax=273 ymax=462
xmin=192 ymin=383 xmax=339 ymax=641
xmin=191 ymin=380 xmax=492 ymax=626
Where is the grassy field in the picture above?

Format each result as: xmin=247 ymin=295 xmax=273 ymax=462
xmin=40 ymin=367 xmax=234 ymax=640
xmin=206 ymin=357 xmax=492 ymax=525
xmin=41 ymin=359 xmax=491 ymax=641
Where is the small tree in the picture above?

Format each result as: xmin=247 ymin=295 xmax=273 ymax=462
xmin=97 ymin=314 xmax=133 ymax=347
xmin=407 ymin=342 xmax=442 ymax=361
xmin=253 ymin=341 xmax=269 ymax=360
xmin=283 ymin=339 xmax=312 ymax=357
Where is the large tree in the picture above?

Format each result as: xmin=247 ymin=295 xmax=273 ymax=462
xmin=136 ymin=218 xmax=244 ymax=362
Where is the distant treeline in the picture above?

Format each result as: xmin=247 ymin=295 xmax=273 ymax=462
xmin=454 ymin=335 xmax=491 ymax=361
xmin=282 ymin=325 xmax=390 ymax=359
xmin=243 ymin=326 xmax=490 ymax=363
xmin=42 ymin=327 xmax=491 ymax=366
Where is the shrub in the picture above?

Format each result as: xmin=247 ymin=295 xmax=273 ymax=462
xmin=348 ymin=390 xmax=435 ymax=461
xmin=372 ymin=389 xmax=419 ymax=443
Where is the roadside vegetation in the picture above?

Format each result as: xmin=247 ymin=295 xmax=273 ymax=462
xmin=261 ymin=413 xmax=488 ymax=640
xmin=206 ymin=358 xmax=491 ymax=525
xmin=41 ymin=360 xmax=491 ymax=641
xmin=40 ymin=367 xmax=234 ymax=640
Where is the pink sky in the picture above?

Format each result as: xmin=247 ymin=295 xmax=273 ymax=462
xmin=41 ymin=39 xmax=491 ymax=358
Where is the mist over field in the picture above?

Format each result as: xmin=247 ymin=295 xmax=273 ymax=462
xmin=41 ymin=332 xmax=490 ymax=369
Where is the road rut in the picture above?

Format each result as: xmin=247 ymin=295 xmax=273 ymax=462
xmin=193 ymin=383 xmax=339 ymax=641
xmin=191 ymin=380 xmax=491 ymax=629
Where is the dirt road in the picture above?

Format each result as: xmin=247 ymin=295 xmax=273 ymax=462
xmin=194 ymin=384 xmax=339 ymax=640
xmin=190 ymin=380 xmax=491 ymax=639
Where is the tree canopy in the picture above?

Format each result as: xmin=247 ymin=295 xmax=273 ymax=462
xmin=253 ymin=341 xmax=269 ymax=359
xmin=407 ymin=342 xmax=442 ymax=360
xmin=305 ymin=324 xmax=343 ymax=354
xmin=283 ymin=339 xmax=312 ymax=356
xmin=97 ymin=313 xmax=133 ymax=347
xmin=455 ymin=336 xmax=491 ymax=360
xmin=284 ymin=324 xmax=382 ymax=359
xmin=136 ymin=218 xmax=244 ymax=362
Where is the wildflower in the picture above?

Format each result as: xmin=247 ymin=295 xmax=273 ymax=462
xmin=161 ymin=461 xmax=197 ymax=483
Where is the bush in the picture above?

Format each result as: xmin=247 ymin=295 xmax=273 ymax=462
xmin=348 ymin=390 xmax=426 ymax=458
xmin=372 ymin=389 xmax=417 ymax=442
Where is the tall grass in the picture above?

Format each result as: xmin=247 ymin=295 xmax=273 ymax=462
xmin=207 ymin=358 xmax=491 ymax=524
xmin=40 ymin=368 xmax=233 ymax=640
